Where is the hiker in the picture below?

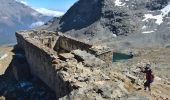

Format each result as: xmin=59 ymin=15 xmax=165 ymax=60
xmin=139 ymin=64 xmax=154 ymax=91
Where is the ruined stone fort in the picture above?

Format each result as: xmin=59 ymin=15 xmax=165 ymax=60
xmin=16 ymin=30 xmax=112 ymax=98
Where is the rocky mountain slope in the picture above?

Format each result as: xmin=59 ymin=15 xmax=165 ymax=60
xmin=43 ymin=0 xmax=170 ymax=48
xmin=1 ymin=46 xmax=170 ymax=99
xmin=0 ymin=0 xmax=50 ymax=45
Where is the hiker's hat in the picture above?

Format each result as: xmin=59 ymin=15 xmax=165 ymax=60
xmin=145 ymin=64 xmax=151 ymax=69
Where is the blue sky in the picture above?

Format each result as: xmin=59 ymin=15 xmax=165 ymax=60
xmin=18 ymin=0 xmax=77 ymax=12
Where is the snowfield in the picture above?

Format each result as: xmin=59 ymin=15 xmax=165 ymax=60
xmin=143 ymin=2 xmax=170 ymax=25
xmin=115 ymin=0 xmax=125 ymax=6
xmin=142 ymin=30 xmax=155 ymax=34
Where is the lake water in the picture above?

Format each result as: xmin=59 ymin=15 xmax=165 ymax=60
xmin=113 ymin=52 xmax=132 ymax=62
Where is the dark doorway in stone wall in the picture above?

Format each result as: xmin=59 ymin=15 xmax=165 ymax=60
xmin=112 ymin=52 xmax=133 ymax=62
xmin=57 ymin=48 xmax=70 ymax=54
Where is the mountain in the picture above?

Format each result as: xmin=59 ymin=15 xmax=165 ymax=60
xmin=0 ymin=0 xmax=51 ymax=45
xmin=43 ymin=0 xmax=170 ymax=48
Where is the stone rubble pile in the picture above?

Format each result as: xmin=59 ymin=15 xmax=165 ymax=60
xmin=51 ymin=55 xmax=149 ymax=99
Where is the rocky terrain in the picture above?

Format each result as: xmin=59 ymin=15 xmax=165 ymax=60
xmin=41 ymin=0 xmax=170 ymax=48
xmin=52 ymin=47 xmax=170 ymax=100
xmin=1 ymin=45 xmax=170 ymax=99
xmin=0 ymin=0 xmax=51 ymax=45
xmin=1 ymin=0 xmax=170 ymax=99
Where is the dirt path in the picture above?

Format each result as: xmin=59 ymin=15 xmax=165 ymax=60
xmin=0 ymin=46 xmax=14 ymax=75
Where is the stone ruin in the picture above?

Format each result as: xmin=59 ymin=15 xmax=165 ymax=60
xmin=15 ymin=30 xmax=170 ymax=100
xmin=15 ymin=30 xmax=116 ymax=99
xmin=15 ymin=30 xmax=161 ymax=100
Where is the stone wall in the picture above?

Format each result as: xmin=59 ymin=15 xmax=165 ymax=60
xmin=15 ymin=31 xmax=72 ymax=98
xmin=28 ymin=30 xmax=59 ymax=49
xmin=54 ymin=35 xmax=92 ymax=52
xmin=15 ymin=30 xmax=112 ymax=99
xmin=53 ymin=35 xmax=112 ymax=61
xmin=96 ymin=51 xmax=112 ymax=61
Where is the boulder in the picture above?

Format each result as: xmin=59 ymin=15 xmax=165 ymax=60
xmin=125 ymin=73 xmax=138 ymax=83
xmin=94 ymin=84 xmax=113 ymax=98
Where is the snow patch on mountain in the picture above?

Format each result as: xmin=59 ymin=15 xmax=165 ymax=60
xmin=112 ymin=34 xmax=117 ymax=38
xmin=143 ymin=14 xmax=163 ymax=25
xmin=143 ymin=2 xmax=170 ymax=25
xmin=142 ymin=30 xmax=155 ymax=34
xmin=161 ymin=2 xmax=170 ymax=16
xmin=142 ymin=25 xmax=147 ymax=29
xmin=115 ymin=0 xmax=125 ymax=6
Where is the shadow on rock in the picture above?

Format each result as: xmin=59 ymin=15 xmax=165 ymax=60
xmin=0 ymin=45 xmax=56 ymax=100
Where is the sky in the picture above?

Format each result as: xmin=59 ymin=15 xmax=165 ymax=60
xmin=17 ymin=0 xmax=77 ymax=12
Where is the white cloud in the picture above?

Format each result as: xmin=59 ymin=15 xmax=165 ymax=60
xmin=20 ymin=1 xmax=27 ymax=5
xmin=16 ymin=0 xmax=28 ymax=5
xmin=30 ymin=21 xmax=44 ymax=28
xmin=15 ymin=0 xmax=64 ymax=17
xmin=1 ymin=17 xmax=9 ymax=20
xmin=34 ymin=8 xmax=64 ymax=17
xmin=15 ymin=0 xmax=65 ymax=18
xmin=31 ymin=12 xmax=39 ymax=16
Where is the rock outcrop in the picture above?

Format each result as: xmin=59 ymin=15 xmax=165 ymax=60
xmin=43 ymin=0 xmax=140 ymax=42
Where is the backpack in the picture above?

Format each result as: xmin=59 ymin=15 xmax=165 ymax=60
xmin=151 ymin=72 xmax=154 ymax=82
